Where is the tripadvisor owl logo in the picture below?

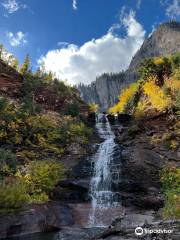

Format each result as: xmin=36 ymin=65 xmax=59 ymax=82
xmin=135 ymin=226 xmax=173 ymax=236
xmin=135 ymin=227 xmax=144 ymax=236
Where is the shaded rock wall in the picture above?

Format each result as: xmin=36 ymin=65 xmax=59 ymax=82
xmin=0 ymin=60 xmax=23 ymax=97
xmin=0 ymin=202 xmax=74 ymax=239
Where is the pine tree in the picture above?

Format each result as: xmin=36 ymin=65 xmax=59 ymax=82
xmin=20 ymin=54 xmax=30 ymax=75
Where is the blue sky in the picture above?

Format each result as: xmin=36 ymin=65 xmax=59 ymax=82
xmin=0 ymin=0 xmax=180 ymax=84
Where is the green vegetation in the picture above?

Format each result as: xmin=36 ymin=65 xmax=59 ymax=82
xmin=89 ymin=103 xmax=99 ymax=112
xmin=160 ymin=166 xmax=180 ymax=219
xmin=0 ymin=149 xmax=17 ymax=179
xmin=109 ymin=53 xmax=180 ymax=117
xmin=0 ymin=181 xmax=30 ymax=213
xmin=109 ymin=83 xmax=139 ymax=114
xmin=0 ymin=46 xmax=92 ymax=213
xmin=110 ymin=53 xmax=180 ymax=219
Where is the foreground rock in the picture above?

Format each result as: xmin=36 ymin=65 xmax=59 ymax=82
xmin=0 ymin=202 xmax=74 ymax=239
xmin=91 ymin=213 xmax=180 ymax=240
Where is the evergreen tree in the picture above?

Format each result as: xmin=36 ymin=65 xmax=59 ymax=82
xmin=20 ymin=54 xmax=30 ymax=75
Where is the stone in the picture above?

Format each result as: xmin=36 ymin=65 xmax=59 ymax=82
xmin=87 ymin=112 xmax=96 ymax=123
xmin=106 ymin=114 xmax=116 ymax=123
xmin=0 ymin=202 xmax=74 ymax=239
xmin=117 ymin=114 xmax=132 ymax=123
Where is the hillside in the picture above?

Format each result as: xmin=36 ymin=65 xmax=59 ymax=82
xmin=109 ymin=53 xmax=180 ymax=220
xmin=79 ymin=21 xmax=180 ymax=110
xmin=0 ymin=54 xmax=94 ymax=216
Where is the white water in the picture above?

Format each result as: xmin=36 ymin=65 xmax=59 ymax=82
xmin=89 ymin=114 xmax=119 ymax=227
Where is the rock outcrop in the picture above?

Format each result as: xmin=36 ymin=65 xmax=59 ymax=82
xmin=0 ymin=202 xmax=74 ymax=239
xmin=79 ymin=22 xmax=180 ymax=110
xmin=0 ymin=60 xmax=23 ymax=97
xmin=79 ymin=72 xmax=126 ymax=111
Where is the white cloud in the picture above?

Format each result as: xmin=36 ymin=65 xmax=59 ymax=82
xmin=38 ymin=10 xmax=145 ymax=85
xmin=7 ymin=31 xmax=27 ymax=47
xmin=166 ymin=0 xmax=180 ymax=18
xmin=2 ymin=0 xmax=27 ymax=15
xmin=72 ymin=0 xmax=77 ymax=10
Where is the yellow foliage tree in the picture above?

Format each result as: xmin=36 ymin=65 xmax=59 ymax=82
xmin=154 ymin=57 xmax=164 ymax=65
xmin=142 ymin=75 xmax=172 ymax=111
xmin=89 ymin=103 xmax=99 ymax=112
xmin=109 ymin=83 xmax=138 ymax=114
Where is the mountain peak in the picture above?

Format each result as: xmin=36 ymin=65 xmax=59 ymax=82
xmin=128 ymin=21 xmax=180 ymax=71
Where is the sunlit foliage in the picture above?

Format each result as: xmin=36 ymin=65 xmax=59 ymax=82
xmin=110 ymin=53 xmax=180 ymax=117
xmin=16 ymin=160 xmax=64 ymax=201
xmin=160 ymin=166 xmax=180 ymax=219
xmin=142 ymin=75 xmax=172 ymax=111
xmin=89 ymin=103 xmax=99 ymax=112
xmin=109 ymin=83 xmax=138 ymax=114
xmin=0 ymin=50 xmax=92 ymax=212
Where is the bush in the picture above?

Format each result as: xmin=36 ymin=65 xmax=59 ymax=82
xmin=142 ymin=75 xmax=172 ymax=111
xmin=139 ymin=57 xmax=172 ymax=85
xmin=16 ymin=160 xmax=64 ymax=195
xmin=162 ymin=189 xmax=180 ymax=219
xmin=65 ymin=103 xmax=80 ymax=117
xmin=0 ymin=181 xmax=30 ymax=212
xmin=89 ymin=103 xmax=99 ymax=112
xmin=160 ymin=166 xmax=180 ymax=190
xmin=0 ymin=149 xmax=17 ymax=178
xmin=160 ymin=166 xmax=180 ymax=219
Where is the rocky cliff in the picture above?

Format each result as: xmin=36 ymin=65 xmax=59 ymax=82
xmin=79 ymin=72 xmax=126 ymax=111
xmin=79 ymin=22 xmax=180 ymax=110
xmin=0 ymin=60 xmax=23 ymax=97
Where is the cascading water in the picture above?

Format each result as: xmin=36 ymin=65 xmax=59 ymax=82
xmin=89 ymin=114 xmax=121 ymax=227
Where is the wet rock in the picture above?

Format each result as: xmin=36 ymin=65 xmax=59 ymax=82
xmin=115 ymin=213 xmax=155 ymax=230
xmin=0 ymin=202 xmax=74 ymax=239
xmin=117 ymin=114 xmax=132 ymax=124
xmin=53 ymin=179 xmax=90 ymax=202
xmin=88 ymin=112 xmax=96 ymax=124
xmin=134 ymin=195 xmax=164 ymax=211
xmin=106 ymin=114 xmax=116 ymax=124
xmin=56 ymin=227 xmax=106 ymax=240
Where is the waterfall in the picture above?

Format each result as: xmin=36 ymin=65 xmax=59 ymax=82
xmin=88 ymin=114 xmax=120 ymax=227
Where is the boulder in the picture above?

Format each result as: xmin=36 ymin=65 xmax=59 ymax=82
xmin=117 ymin=114 xmax=132 ymax=123
xmin=0 ymin=202 xmax=74 ymax=239
xmin=87 ymin=112 xmax=96 ymax=123
xmin=106 ymin=114 xmax=116 ymax=123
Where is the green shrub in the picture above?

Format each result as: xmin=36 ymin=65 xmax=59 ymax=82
xmin=162 ymin=188 xmax=180 ymax=219
xmin=0 ymin=181 xmax=30 ymax=212
xmin=160 ymin=166 xmax=180 ymax=219
xmin=65 ymin=103 xmax=80 ymax=117
xmin=29 ymin=192 xmax=49 ymax=204
xmin=175 ymin=90 xmax=180 ymax=110
xmin=160 ymin=166 xmax=180 ymax=190
xmin=0 ymin=149 xmax=17 ymax=178
xmin=16 ymin=160 xmax=64 ymax=195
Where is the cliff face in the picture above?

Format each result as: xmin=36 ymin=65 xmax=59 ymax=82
xmin=0 ymin=60 xmax=23 ymax=97
xmin=79 ymin=22 xmax=180 ymax=110
xmin=79 ymin=72 xmax=126 ymax=110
